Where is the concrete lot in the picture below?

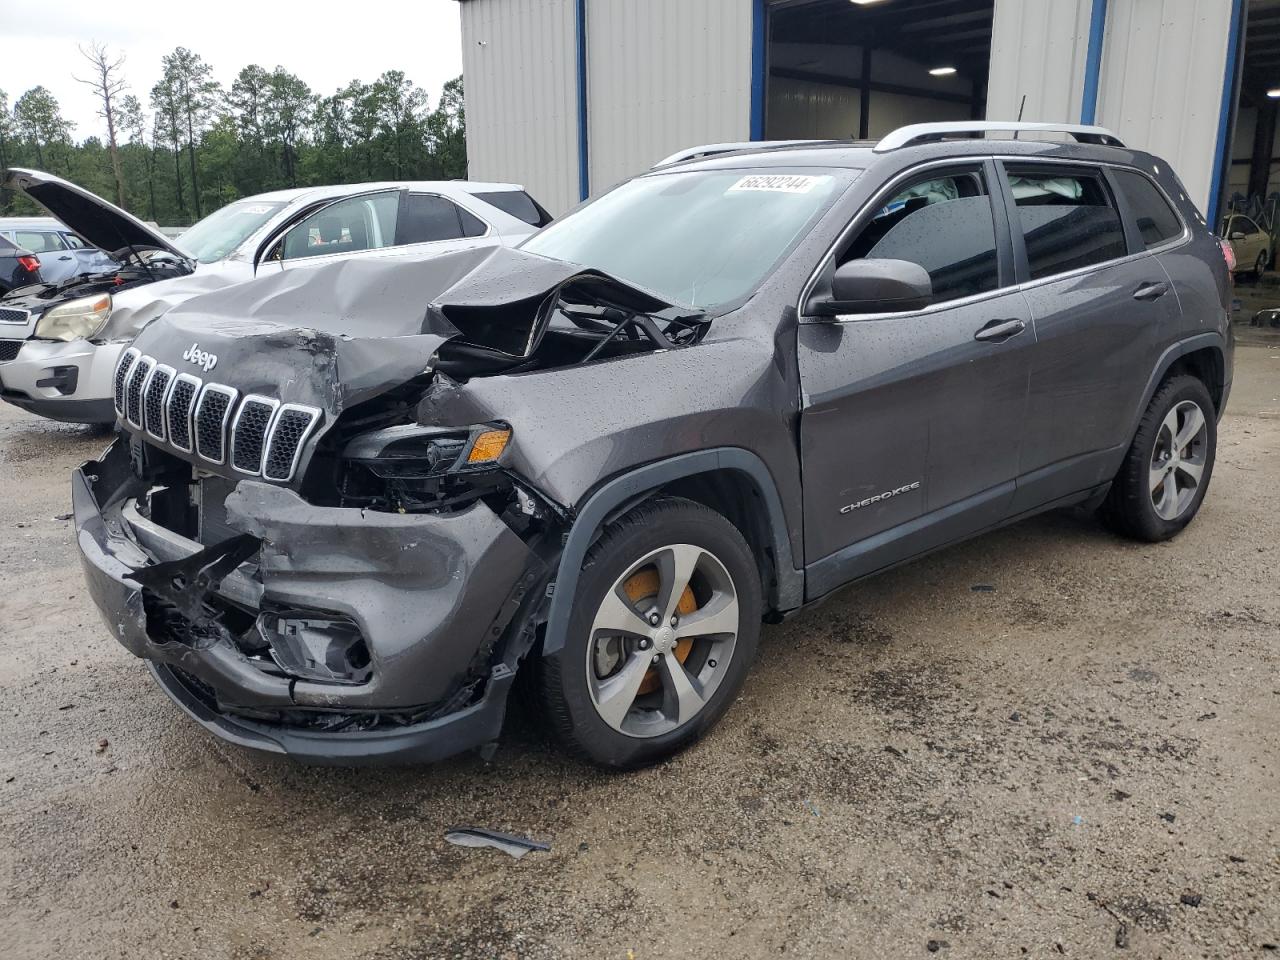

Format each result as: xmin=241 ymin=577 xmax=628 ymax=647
xmin=2 ymin=345 xmax=1278 ymax=960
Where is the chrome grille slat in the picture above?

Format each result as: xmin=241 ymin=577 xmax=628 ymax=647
xmin=262 ymin=405 xmax=321 ymax=482
xmin=144 ymin=365 xmax=175 ymax=441
xmin=125 ymin=356 xmax=154 ymax=429
xmin=194 ymin=384 xmax=237 ymax=464
xmin=230 ymin=395 xmax=279 ymax=476
xmin=114 ymin=348 xmax=140 ymax=417
xmin=166 ymin=374 xmax=200 ymax=453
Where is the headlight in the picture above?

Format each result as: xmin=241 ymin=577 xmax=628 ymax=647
xmin=34 ymin=294 xmax=112 ymax=342
xmin=340 ymin=423 xmax=513 ymax=512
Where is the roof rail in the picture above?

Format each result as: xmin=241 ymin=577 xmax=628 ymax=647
xmin=873 ymin=121 xmax=1125 ymax=153
xmin=653 ymin=140 xmax=824 ymax=168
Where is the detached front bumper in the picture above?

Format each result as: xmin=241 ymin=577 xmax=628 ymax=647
xmin=74 ymin=439 xmax=546 ymax=765
xmin=0 ymin=338 xmax=122 ymax=423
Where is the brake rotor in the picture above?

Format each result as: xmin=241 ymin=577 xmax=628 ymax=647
xmin=624 ymin=567 xmax=696 ymax=696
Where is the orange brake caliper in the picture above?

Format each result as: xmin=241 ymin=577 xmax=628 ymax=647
xmin=623 ymin=568 xmax=697 ymax=696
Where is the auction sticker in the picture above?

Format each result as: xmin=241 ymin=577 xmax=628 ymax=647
xmin=729 ymin=174 xmax=826 ymax=194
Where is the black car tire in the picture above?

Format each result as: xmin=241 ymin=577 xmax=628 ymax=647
xmin=1102 ymin=374 xmax=1216 ymax=542
xmin=537 ymin=497 xmax=762 ymax=769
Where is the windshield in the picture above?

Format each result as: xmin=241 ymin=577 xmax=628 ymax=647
xmin=520 ymin=169 xmax=851 ymax=310
xmin=176 ymin=199 xmax=288 ymax=264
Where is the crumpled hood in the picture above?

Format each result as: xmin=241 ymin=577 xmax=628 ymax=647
xmin=3 ymin=167 xmax=188 ymax=260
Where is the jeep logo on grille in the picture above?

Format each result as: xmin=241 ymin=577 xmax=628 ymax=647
xmin=182 ymin=342 xmax=218 ymax=373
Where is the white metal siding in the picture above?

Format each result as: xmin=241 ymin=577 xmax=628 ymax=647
xmin=1096 ymin=0 xmax=1233 ymax=216
xmin=987 ymin=0 xmax=1093 ymax=125
xmin=460 ymin=0 xmax=579 ymax=215
xmin=585 ymin=0 xmax=754 ymax=194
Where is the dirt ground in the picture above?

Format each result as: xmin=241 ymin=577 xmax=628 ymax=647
xmin=1 ymin=342 xmax=1278 ymax=960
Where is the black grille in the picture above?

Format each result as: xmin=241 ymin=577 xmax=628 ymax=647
xmin=0 ymin=339 xmax=21 ymax=362
xmin=167 ymin=377 xmax=198 ymax=451
xmin=125 ymin=358 xmax=152 ymax=426
xmin=113 ymin=351 xmax=137 ymax=413
xmin=195 ymin=388 xmax=234 ymax=462
xmin=0 ymin=307 xmax=28 ymax=324
xmin=144 ymin=367 xmax=172 ymax=439
xmin=264 ymin=407 xmax=320 ymax=481
xmin=231 ymin=398 xmax=275 ymax=474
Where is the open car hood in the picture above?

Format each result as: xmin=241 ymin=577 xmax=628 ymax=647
xmin=3 ymin=167 xmax=189 ymax=260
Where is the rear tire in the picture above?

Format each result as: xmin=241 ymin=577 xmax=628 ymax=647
xmin=537 ymin=497 xmax=761 ymax=769
xmin=1102 ymin=374 xmax=1216 ymax=542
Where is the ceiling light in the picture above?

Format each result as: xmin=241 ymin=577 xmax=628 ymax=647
xmin=1269 ymin=88 xmax=1280 ymax=98
xmin=850 ymin=0 xmax=890 ymax=6
xmin=930 ymin=67 xmax=958 ymax=76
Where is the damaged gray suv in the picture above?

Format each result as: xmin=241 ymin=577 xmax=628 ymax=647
xmin=74 ymin=122 xmax=1233 ymax=768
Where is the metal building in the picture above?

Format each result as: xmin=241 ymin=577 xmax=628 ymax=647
xmin=457 ymin=0 xmax=1253 ymax=226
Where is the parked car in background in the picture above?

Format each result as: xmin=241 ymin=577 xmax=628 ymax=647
xmin=0 ymin=168 xmax=550 ymax=423
xmin=1220 ymin=213 xmax=1270 ymax=277
xmin=0 ymin=233 xmax=42 ymax=296
xmin=0 ymin=215 xmax=117 ymax=285
xmin=73 ymin=121 xmax=1232 ymax=768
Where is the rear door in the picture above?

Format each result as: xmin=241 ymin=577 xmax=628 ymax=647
xmin=12 ymin=228 xmax=79 ymax=282
xmin=797 ymin=160 xmax=1033 ymax=591
xmin=1003 ymin=161 xmax=1184 ymax=513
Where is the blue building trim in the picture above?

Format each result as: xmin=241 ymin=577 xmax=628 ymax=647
xmin=1208 ymin=0 xmax=1247 ymax=227
xmin=750 ymin=0 xmax=768 ymax=140
xmin=575 ymin=0 xmax=590 ymax=201
xmin=1080 ymin=0 xmax=1108 ymax=125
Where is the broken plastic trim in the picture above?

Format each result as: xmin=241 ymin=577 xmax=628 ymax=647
xmin=443 ymin=827 xmax=551 ymax=859
xmin=128 ymin=532 xmax=261 ymax=625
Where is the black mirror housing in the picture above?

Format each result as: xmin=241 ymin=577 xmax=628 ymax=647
xmin=810 ymin=258 xmax=933 ymax=316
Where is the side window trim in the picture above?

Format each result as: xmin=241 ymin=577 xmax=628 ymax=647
xmin=396 ymin=192 xmax=493 ymax=246
xmin=998 ymin=159 xmax=1128 ymax=286
xmin=259 ymin=188 xmax=406 ymax=266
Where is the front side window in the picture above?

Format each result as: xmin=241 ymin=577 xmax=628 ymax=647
xmin=1112 ymin=170 xmax=1183 ymax=249
xmin=839 ymin=169 xmax=1000 ymax=304
xmin=61 ymin=233 xmax=87 ymax=249
xmin=1006 ymin=165 xmax=1127 ymax=280
xmin=279 ymin=192 xmax=400 ymax=261
xmin=521 ymin=168 xmax=851 ymax=310
xmin=178 ymin=199 xmax=288 ymax=263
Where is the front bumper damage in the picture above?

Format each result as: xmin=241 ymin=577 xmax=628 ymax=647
xmin=75 ymin=438 xmax=548 ymax=765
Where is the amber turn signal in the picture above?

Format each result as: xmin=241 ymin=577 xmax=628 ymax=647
xmin=466 ymin=428 xmax=512 ymax=464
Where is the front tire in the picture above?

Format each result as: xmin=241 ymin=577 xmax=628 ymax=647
xmin=1102 ymin=374 xmax=1216 ymax=542
xmin=537 ymin=497 xmax=762 ymax=769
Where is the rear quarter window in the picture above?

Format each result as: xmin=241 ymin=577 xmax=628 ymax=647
xmin=1005 ymin=166 xmax=1127 ymax=281
xmin=1112 ymin=170 xmax=1184 ymax=249
xmin=473 ymin=190 xmax=553 ymax=228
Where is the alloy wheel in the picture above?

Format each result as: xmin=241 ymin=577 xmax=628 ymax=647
xmin=1149 ymin=399 xmax=1208 ymax=521
xmin=585 ymin=543 xmax=740 ymax=738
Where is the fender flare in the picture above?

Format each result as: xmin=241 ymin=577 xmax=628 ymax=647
xmin=1128 ymin=332 xmax=1227 ymax=439
xmin=540 ymin=448 xmax=803 ymax=656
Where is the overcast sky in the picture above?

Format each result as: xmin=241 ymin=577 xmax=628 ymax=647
xmin=0 ymin=1 xmax=463 ymax=135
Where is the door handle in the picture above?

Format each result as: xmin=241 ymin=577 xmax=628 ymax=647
xmin=973 ymin=318 xmax=1027 ymax=343
xmin=1133 ymin=281 xmax=1170 ymax=301
xmin=58 ymin=255 xmax=73 ymax=261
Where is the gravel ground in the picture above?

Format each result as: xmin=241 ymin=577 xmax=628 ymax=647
xmin=2 ymin=345 xmax=1278 ymax=960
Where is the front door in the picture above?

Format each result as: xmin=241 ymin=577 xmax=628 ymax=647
xmin=797 ymin=161 xmax=1033 ymax=596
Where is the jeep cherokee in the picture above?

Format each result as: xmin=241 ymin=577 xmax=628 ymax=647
xmin=73 ymin=122 xmax=1233 ymax=768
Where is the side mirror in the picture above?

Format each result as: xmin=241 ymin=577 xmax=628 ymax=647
xmin=810 ymin=259 xmax=933 ymax=316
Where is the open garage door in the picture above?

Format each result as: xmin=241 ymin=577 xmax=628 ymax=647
xmin=764 ymin=0 xmax=993 ymax=141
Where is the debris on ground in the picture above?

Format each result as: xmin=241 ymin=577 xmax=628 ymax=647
xmin=1180 ymin=893 xmax=1202 ymax=907
xmin=926 ymin=938 xmax=951 ymax=952
xmin=970 ymin=584 xmax=996 ymax=593
xmin=443 ymin=827 xmax=550 ymax=859
xmin=95 ymin=738 xmax=109 ymax=753
xmin=1159 ymin=812 xmax=1176 ymax=823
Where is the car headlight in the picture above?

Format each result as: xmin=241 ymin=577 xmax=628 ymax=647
xmin=340 ymin=423 xmax=513 ymax=512
xmin=34 ymin=294 xmax=112 ymax=342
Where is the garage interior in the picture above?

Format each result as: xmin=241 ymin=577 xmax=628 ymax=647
xmin=764 ymin=0 xmax=994 ymax=141
xmin=1226 ymin=0 xmax=1280 ymax=229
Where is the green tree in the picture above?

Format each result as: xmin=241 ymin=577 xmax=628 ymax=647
xmin=155 ymin=47 xmax=221 ymax=218
xmin=427 ymin=76 xmax=466 ymax=179
xmin=263 ymin=68 xmax=313 ymax=187
xmin=149 ymin=72 xmax=186 ymax=217
xmin=13 ymin=86 xmax=74 ymax=173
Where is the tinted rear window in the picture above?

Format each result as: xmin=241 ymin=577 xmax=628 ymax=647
xmin=474 ymin=190 xmax=553 ymax=227
xmin=1112 ymin=170 xmax=1183 ymax=248
xmin=1006 ymin=166 xmax=1128 ymax=281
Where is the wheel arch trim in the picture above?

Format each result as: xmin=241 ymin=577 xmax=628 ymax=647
xmin=540 ymin=449 xmax=803 ymax=657
xmin=1130 ymin=333 xmax=1227 ymax=436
